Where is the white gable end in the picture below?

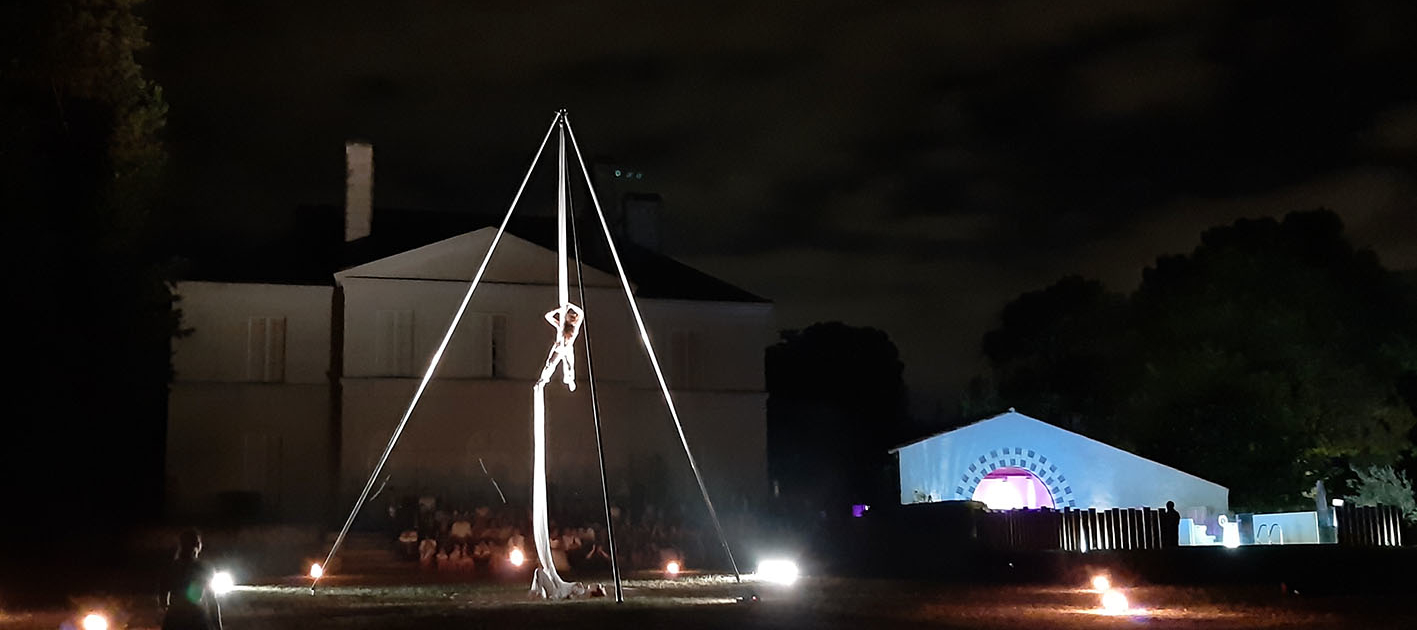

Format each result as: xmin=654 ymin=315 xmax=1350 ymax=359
xmin=335 ymin=228 xmax=622 ymax=288
xmin=896 ymin=410 xmax=1229 ymax=514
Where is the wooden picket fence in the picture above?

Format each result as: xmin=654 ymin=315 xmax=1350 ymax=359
xmin=977 ymin=507 xmax=1170 ymax=552
xmin=1334 ymin=504 xmax=1404 ymax=547
xmin=977 ymin=504 xmax=1406 ymax=551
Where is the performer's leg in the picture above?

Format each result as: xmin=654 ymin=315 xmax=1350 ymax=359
xmin=563 ymin=350 xmax=576 ymax=391
xmin=537 ymin=347 xmax=561 ymax=385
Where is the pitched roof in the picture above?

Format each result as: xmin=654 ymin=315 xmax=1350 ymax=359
xmin=890 ymin=409 xmax=1226 ymax=490
xmin=334 ymin=229 xmax=623 ymax=288
xmin=173 ymin=204 xmax=768 ymax=304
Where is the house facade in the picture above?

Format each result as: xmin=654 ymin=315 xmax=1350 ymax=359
xmin=167 ymin=281 xmax=336 ymax=521
xmin=166 ymin=147 xmax=773 ymax=523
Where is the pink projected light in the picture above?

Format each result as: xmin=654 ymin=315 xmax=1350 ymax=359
xmin=971 ymin=467 xmax=1055 ymax=510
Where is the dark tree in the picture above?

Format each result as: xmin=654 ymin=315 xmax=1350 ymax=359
xmin=972 ymin=210 xmax=1417 ymax=511
xmin=975 ymin=275 xmax=1133 ymax=444
xmin=1 ymin=0 xmax=177 ymax=579
xmin=1130 ymin=210 xmax=1416 ymax=510
xmin=766 ymin=322 xmax=908 ymax=515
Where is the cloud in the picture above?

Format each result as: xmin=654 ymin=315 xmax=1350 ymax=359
xmin=147 ymin=0 xmax=1417 ymax=412
xmin=1071 ymin=167 xmax=1417 ymax=289
xmin=1069 ymin=33 xmax=1227 ymax=118
xmin=1366 ymin=102 xmax=1417 ymax=153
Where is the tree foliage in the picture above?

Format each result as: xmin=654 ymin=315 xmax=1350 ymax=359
xmin=767 ymin=322 xmax=908 ymax=512
xmin=2 ymin=0 xmax=177 ymax=566
xmin=1348 ymin=465 xmax=1417 ymax=523
xmin=973 ymin=210 xmax=1417 ymax=510
xmin=976 ymin=275 xmax=1133 ymax=443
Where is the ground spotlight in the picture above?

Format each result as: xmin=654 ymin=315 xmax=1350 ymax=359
xmin=509 ymin=547 xmax=525 ymax=567
xmin=1090 ymin=574 xmax=1110 ymax=591
xmin=309 ymin=563 xmax=323 ymax=579
xmin=1100 ymin=589 xmax=1128 ymax=615
xmin=81 ymin=612 xmax=109 ymax=630
xmin=211 ymin=570 xmax=235 ymax=596
xmin=665 ymin=560 xmax=680 ymax=576
xmin=755 ymin=559 xmax=799 ymax=585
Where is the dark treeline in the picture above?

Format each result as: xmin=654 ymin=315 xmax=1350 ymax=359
xmin=1 ymin=0 xmax=179 ymax=583
xmin=765 ymin=210 xmax=1417 ymax=520
xmin=965 ymin=210 xmax=1417 ymax=511
xmin=767 ymin=322 xmax=909 ymax=517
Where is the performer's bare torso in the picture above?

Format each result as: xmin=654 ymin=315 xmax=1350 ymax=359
xmin=538 ymin=303 xmax=584 ymax=391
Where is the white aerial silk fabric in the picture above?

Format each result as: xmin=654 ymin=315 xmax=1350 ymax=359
xmin=528 ymin=124 xmax=595 ymax=599
xmin=528 ymin=381 xmax=579 ymax=598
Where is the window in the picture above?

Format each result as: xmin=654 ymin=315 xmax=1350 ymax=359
xmin=245 ymin=316 xmax=286 ymax=382
xmin=441 ymin=313 xmax=504 ymax=378
xmin=375 ymin=309 xmax=415 ymax=376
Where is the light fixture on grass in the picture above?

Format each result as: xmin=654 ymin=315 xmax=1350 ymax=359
xmin=1100 ymin=589 xmax=1128 ymax=615
xmin=211 ymin=570 xmax=235 ymax=596
xmin=81 ymin=612 xmax=109 ymax=630
xmin=1090 ymin=574 xmax=1110 ymax=591
xmin=756 ymin=559 xmax=799 ymax=585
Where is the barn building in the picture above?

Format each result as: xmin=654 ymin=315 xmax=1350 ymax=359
xmin=892 ymin=410 xmax=1229 ymax=520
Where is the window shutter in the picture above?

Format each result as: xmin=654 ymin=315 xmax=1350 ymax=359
xmin=264 ymin=317 xmax=286 ymax=382
xmin=376 ymin=310 xmax=415 ymax=376
xmin=245 ymin=317 xmax=267 ymax=381
xmin=246 ymin=316 xmax=287 ymax=382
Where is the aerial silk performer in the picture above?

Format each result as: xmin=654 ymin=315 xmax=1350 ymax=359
xmin=315 ymin=111 xmax=729 ymax=601
xmin=528 ymin=123 xmax=603 ymax=599
xmin=538 ymin=304 xmax=583 ymax=391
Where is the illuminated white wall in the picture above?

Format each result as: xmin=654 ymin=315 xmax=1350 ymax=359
xmin=895 ymin=411 xmax=1228 ymax=514
xmin=337 ymin=229 xmax=773 ymax=507
xmin=167 ymin=281 xmax=335 ymax=520
xmin=1251 ymin=511 xmax=1319 ymax=544
xmin=337 ymin=231 xmax=771 ymax=391
xmin=338 ymin=380 xmax=766 ymax=507
xmin=973 ymin=468 xmax=1054 ymax=510
xmin=167 ymin=382 xmax=333 ymax=520
xmin=172 ymin=282 xmax=332 ymax=384
xmin=166 ymin=229 xmax=772 ymax=522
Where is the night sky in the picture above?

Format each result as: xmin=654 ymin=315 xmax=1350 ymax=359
xmin=145 ymin=0 xmax=1417 ymax=414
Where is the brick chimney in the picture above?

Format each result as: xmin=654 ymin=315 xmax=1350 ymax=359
xmin=344 ymin=141 xmax=373 ymax=242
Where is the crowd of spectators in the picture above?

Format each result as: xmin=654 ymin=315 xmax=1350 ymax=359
xmin=388 ymin=495 xmax=772 ymax=576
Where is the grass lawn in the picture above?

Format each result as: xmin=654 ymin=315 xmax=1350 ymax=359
xmin=3 ymin=572 xmax=1412 ymax=629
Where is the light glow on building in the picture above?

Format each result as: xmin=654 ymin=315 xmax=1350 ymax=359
xmin=971 ymin=467 xmax=1055 ymax=510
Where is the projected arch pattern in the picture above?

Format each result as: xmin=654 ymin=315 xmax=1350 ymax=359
xmin=953 ymin=447 xmax=1076 ymax=508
